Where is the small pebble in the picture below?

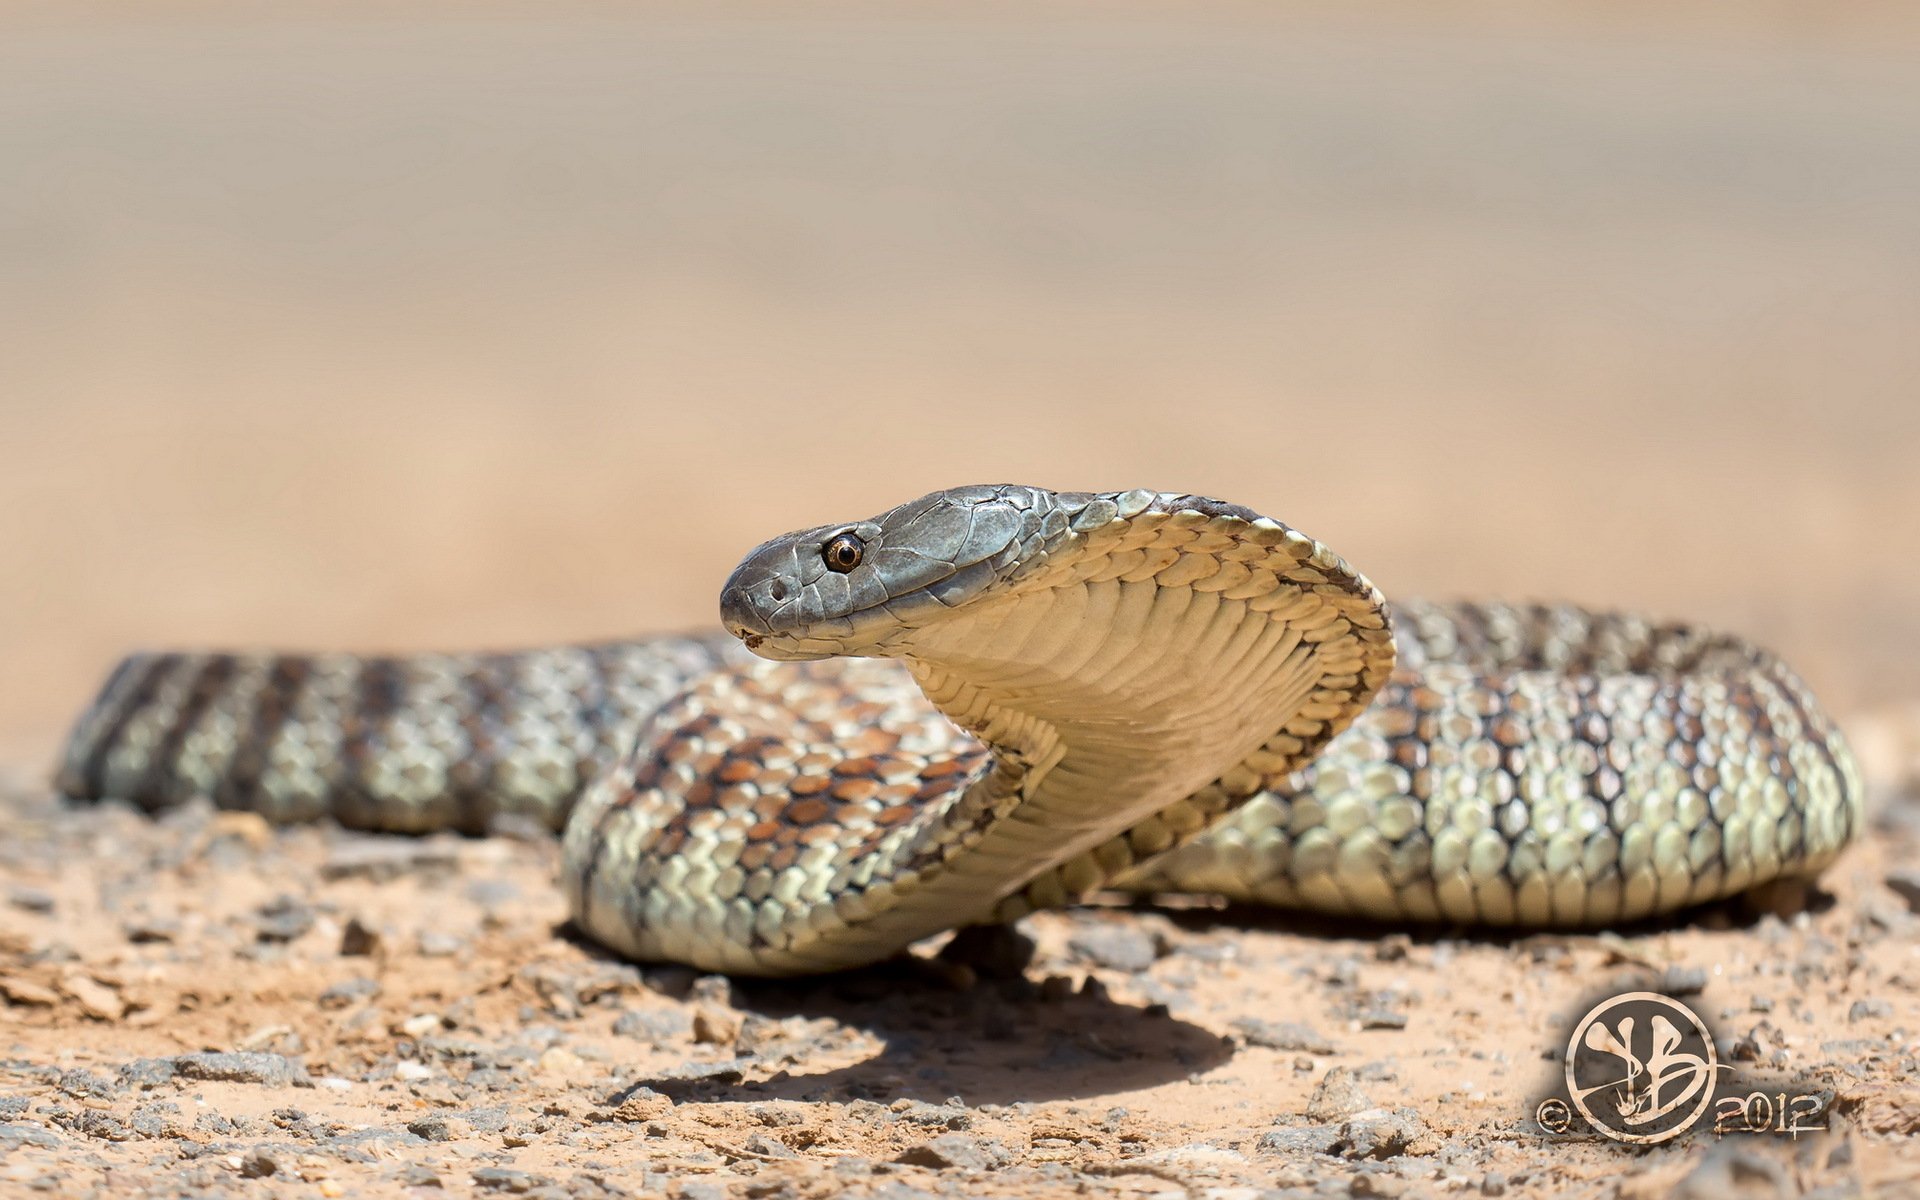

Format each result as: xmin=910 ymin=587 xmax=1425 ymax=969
xmin=340 ymin=917 xmax=382 ymax=957
xmin=418 ymin=932 xmax=466 ymax=958
xmin=691 ymin=1005 xmax=739 ymax=1045
xmin=1885 ymin=867 xmax=1920 ymax=914
xmin=1662 ymin=965 xmax=1710 ymax=996
xmin=1848 ymin=998 xmax=1892 ymax=1023
xmin=238 ymin=1150 xmax=280 ymax=1178
xmin=174 ymin=1052 xmax=305 ymax=1087
xmin=1236 ymin=1018 xmax=1337 ymax=1054
xmin=471 ymin=1167 xmax=553 ymax=1193
xmin=254 ymin=895 xmax=316 ymax=943
xmin=407 ymin=1115 xmax=473 ymax=1142
xmin=1305 ymin=1067 xmax=1373 ymax=1122
xmin=8 ymin=887 xmax=54 ymax=914
xmin=1067 ymin=924 xmax=1160 ymax=973
xmin=892 ymin=1133 xmax=1013 ymax=1171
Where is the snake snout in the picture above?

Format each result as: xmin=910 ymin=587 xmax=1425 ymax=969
xmin=718 ymin=583 xmax=767 ymax=639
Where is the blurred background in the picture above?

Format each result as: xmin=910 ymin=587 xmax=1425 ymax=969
xmin=3 ymin=2 xmax=1917 ymax=761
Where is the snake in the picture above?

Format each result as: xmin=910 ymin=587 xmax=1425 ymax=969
xmin=54 ymin=485 xmax=1863 ymax=976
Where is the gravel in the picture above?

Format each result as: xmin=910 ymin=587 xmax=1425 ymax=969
xmin=1885 ymin=867 xmax=1920 ymax=913
xmin=1332 ymin=1109 xmax=1433 ymax=1160
xmin=171 ymin=1052 xmax=307 ymax=1087
xmin=473 ymin=1167 xmax=557 ymax=1193
xmin=894 ymin=1134 xmax=1015 ymax=1171
xmin=1066 ymin=925 xmax=1160 ymax=973
xmin=1234 ymin=1018 xmax=1338 ymax=1054
xmin=1661 ymin=965 xmax=1711 ymax=996
xmin=1305 ymin=1067 xmax=1374 ymax=1122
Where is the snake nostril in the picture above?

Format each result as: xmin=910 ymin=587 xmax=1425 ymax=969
xmin=768 ymin=581 xmax=789 ymax=603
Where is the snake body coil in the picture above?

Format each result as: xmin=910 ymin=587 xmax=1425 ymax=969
xmin=57 ymin=486 xmax=1862 ymax=975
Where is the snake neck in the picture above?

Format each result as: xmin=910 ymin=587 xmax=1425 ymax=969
xmin=876 ymin=497 xmax=1398 ymax=923
xmin=903 ymin=585 xmax=1313 ymax=852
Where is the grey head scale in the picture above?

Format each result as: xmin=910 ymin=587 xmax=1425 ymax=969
xmin=718 ymin=484 xmax=1117 ymax=661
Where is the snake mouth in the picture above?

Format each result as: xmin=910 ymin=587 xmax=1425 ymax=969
xmin=729 ymin=625 xmax=842 ymax=662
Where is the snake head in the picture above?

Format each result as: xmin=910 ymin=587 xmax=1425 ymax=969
xmin=719 ymin=484 xmax=1103 ymax=661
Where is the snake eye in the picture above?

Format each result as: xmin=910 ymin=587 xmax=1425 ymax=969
xmin=822 ymin=533 xmax=865 ymax=574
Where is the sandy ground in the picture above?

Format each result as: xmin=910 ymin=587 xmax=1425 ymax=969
xmin=2 ymin=713 xmax=1918 ymax=1200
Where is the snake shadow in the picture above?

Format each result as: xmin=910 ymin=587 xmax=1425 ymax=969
xmin=560 ymin=927 xmax=1232 ymax=1107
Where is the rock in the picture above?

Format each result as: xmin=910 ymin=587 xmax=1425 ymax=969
xmin=1306 ymin=1067 xmax=1373 ymax=1122
xmin=691 ymin=1005 xmax=740 ymax=1045
xmin=1373 ymin=934 xmax=1412 ymax=962
xmin=536 ymin=1046 xmax=581 ymax=1074
xmin=118 ymin=1059 xmax=178 ymax=1089
xmin=56 ymin=1068 xmax=117 ymax=1100
xmin=254 ymin=895 xmax=316 ymax=943
xmin=0 ymin=1124 xmax=62 ymax=1150
xmin=472 ymin=1167 xmax=554 ymax=1193
xmin=407 ymin=1115 xmax=474 ymax=1142
xmin=122 ymin=914 xmax=181 ymax=944
xmin=1348 ymin=1173 xmax=1405 ymax=1198
xmin=418 ymin=932 xmax=466 ymax=958
xmin=395 ymin=1165 xmax=443 ymax=1188
xmin=172 ymin=1052 xmax=306 ymax=1087
xmin=893 ymin=1134 xmax=1013 ymax=1171
xmin=601 ymin=1087 xmax=672 ymax=1123
xmin=238 ymin=1150 xmax=281 ymax=1178
xmin=742 ymin=1133 xmax=797 ymax=1159
xmin=128 ymin=1102 xmax=186 ymax=1139
xmin=1357 ymin=1007 xmax=1408 ymax=1030
xmin=0 ymin=976 xmax=59 ymax=1007
xmin=892 ymin=1100 xmax=970 ymax=1130
xmin=466 ymin=879 xmax=522 ymax=910
xmin=64 ymin=1111 xmax=130 ymax=1142
xmin=1848 ymin=999 xmax=1892 ymax=1022
xmin=8 ymin=887 xmax=54 ymax=914
xmin=936 ymin=924 xmax=1037 ymax=979
xmin=1480 ymin=1172 xmax=1507 ymax=1196
xmin=1886 ymin=867 xmax=1920 ymax=913
xmin=1256 ymin=1125 xmax=1340 ymax=1156
xmin=1067 ymin=925 xmax=1160 ymax=973
xmin=321 ymin=838 xmax=458 ymax=882
xmin=339 ymin=918 xmax=382 ymax=957
xmin=58 ymin=971 xmax=127 ymax=1021
xmin=614 ymin=1008 xmax=691 ymax=1043
xmin=1235 ymin=1018 xmax=1337 ymax=1054
xmin=1334 ymin=1108 xmax=1434 ymax=1160
xmin=1662 ymin=965 xmax=1710 ymax=996
xmin=319 ymin=977 xmax=380 ymax=1009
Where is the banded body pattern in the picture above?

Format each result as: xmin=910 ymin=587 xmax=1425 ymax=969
xmin=1125 ymin=600 xmax=1861 ymax=925
xmin=58 ymin=636 xmax=733 ymax=833
xmin=55 ymin=485 xmax=1863 ymax=974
